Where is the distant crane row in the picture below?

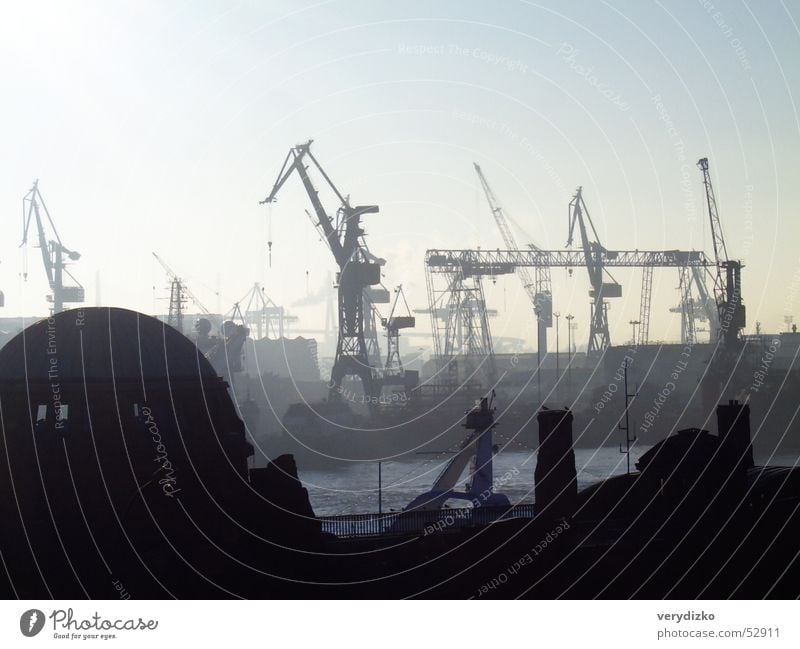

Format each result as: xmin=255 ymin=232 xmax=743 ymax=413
xmin=425 ymin=157 xmax=744 ymax=368
xmin=13 ymin=152 xmax=741 ymax=396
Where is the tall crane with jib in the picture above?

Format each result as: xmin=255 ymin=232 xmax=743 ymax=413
xmin=21 ymin=180 xmax=85 ymax=314
xmin=474 ymin=163 xmax=553 ymax=353
xmin=152 ymin=252 xmax=211 ymax=334
xmin=261 ymin=140 xmax=383 ymax=400
xmin=382 ymin=284 xmax=415 ymax=382
xmin=567 ymin=187 xmax=621 ymax=354
xmin=697 ymin=157 xmax=745 ymax=346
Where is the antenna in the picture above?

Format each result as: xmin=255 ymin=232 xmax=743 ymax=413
xmin=618 ymin=358 xmax=638 ymax=474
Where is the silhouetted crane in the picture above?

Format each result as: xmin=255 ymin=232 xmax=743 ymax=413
xmin=261 ymin=140 xmax=384 ymax=400
xmin=21 ymin=180 xmax=84 ymax=314
xmin=567 ymin=187 xmax=621 ymax=353
xmin=474 ymin=163 xmax=552 ymax=353
xmin=697 ymin=157 xmax=745 ymax=346
xmin=152 ymin=252 xmax=210 ymax=333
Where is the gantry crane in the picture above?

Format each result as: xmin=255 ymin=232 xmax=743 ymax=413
xmin=261 ymin=140 xmax=383 ymax=400
xmin=21 ymin=180 xmax=84 ymax=314
xmin=152 ymin=252 xmax=211 ymax=334
xmin=423 ymin=260 xmax=497 ymax=388
xmin=228 ymin=282 xmax=298 ymax=339
xmin=697 ymin=158 xmax=745 ymax=345
xmin=474 ymin=163 xmax=553 ymax=353
xmin=567 ymin=187 xmax=622 ymax=353
xmin=671 ymin=265 xmax=717 ymax=344
xmin=425 ymin=247 xmax=709 ymax=366
xmin=381 ymin=284 xmax=415 ymax=382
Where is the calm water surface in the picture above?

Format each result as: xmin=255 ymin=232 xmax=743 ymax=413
xmin=300 ymin=447 xmax=800 ymax=516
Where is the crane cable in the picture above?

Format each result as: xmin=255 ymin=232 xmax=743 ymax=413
xmin=267 ymin=203 xmax=273 ymax=268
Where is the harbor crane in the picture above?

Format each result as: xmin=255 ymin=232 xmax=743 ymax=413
xmin=567 ymin=187 xmax=622 ymax=354
xmin=228 ymin=282 xmax=298 ymax=339
xmin=21 ymin=180 xmax=84 ymax=314
xmin=425 ymin=248 xmax=710 ymax=370
xmin=672 ymin=265 xmax=718 ymax=345
xmin=381 ymin=284 xmax=415 ymax=383
xmin=261 ymin=140 xmax=385 ymax=400
xmin=697 ymin=158 xmax=745 ymax=345
xmin=152 ymin=252 xmax=211 ymax=333
xmin=474 ymin=163 xmax=553 ymax=353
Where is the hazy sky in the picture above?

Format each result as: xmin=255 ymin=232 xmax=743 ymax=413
xmin=2 ymin=0 xmax=799 ymax=352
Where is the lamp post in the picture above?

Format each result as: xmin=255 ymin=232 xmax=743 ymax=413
xmin=629 ymin=319 xmax=640 ymax=346
xmin=554 ymin=312 xmax=561 ymax=398
xmin=565 ymin=314 xmax=574 ymax=388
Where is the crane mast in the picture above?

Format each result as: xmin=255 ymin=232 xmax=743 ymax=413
xmin=567 ymin=187 xmax=621 ymax=354
xmin=261 ymin=140 xmax=383 ymax=400
xmin=474 ymin=163 xmax=552 ymax=353
xmin=21 ymin=180 xmax=84 ymax=314
xmin=697 ymin=158 xmax=744 ymax=345
xmin=152 ymin=252 xmax=211 ymax=333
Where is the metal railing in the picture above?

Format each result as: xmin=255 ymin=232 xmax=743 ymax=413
xmin=319 ymin=503 xmax=536 ymax=539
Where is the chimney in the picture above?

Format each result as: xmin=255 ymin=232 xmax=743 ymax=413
xmin=535 ymin=408 xmax=577 ymax=519
xmin=716 ymin=400 xmax=754 ymax=473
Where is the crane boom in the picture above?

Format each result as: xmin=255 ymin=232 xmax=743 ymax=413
xmin=152 ymin=253 xmax=211 ymax=315
xmin=697 ymin=158 xmax=744 ymax=344
xmin=697 ymin=158 xmax=727 ymax=310
xmin=261 ymin=141 xmax=349 ymax=265
xmin=426 ymin=248 xmax=710 ymax=272
xmin=473 ymin=164 xmax=553 ymax=348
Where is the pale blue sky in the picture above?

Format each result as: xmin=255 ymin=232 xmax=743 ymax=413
xmin=2 ymin=0 xmax=798 ymax=349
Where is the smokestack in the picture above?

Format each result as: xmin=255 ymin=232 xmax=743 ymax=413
xmin=716 ymin=400 xmax=754 ymax=473
xmin=535 ymin=408 xmax=577 ymax=519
